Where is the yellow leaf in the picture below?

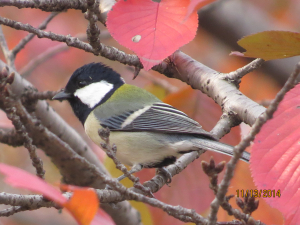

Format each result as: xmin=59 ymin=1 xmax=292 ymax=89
xmin=232 ymin=31 xmax=300 ymax=60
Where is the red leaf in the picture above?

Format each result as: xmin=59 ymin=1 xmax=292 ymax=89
xmin=251 ymin=84 xmax=300 ymax=224
xmin=0 ymin=164 xmax=114 ymax=225
xmin=107 ymin=0 xmax=198 ymax=70
xmin=0 ymin=163 xmax=66 ymax=205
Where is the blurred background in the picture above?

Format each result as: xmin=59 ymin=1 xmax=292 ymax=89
xmin=0 ymin=0 xmax=299 ymax=224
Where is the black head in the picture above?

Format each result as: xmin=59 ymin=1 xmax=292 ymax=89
xmin=64 ymin=63 xmax=124 ymax=95
xmin=53 ymin=63 xmax=125 ymax=124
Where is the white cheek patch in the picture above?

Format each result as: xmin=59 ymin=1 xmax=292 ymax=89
xmin=74 ymin=81 xmax=113 ymax=108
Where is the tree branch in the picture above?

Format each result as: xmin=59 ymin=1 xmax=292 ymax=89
xmin=85 ymin=0 xmax=102 ymax=54
xmin=11 ymin=12 xmax=60 ymax=57
xmin=0 ymin=0 xmax=88 ymax=12
xmin=0 ymin=16 xmax=141 ymax=66
xmin=0 ymin=192 xmax=55 ymax=208
xmin=208 ymin=62 xmax=300 ymax=224
xmin=0 ymin=206 xmax=27 ymax=217
xmin=1 ymin=70 xmax=45 ymax=178
xmin=0 ymin=62 xmax=141 ymax=225
xmin=0 ymin=26 xmax=15 ymax=69
xmin=221 ymin=58 xmax=265 ymax=83
xmin=0 ymin=128 xmax=23 ymax=147
xmin=20 ymin=33 xmax=87 ymax=77
xmin=162 ymin=52 xmax=266 ymax=126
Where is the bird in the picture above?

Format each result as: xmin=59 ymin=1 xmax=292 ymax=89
xmin=53 ymin=63 xmax=250 ymax=182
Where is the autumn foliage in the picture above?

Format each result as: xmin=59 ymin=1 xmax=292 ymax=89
xmin=0 ymin=0 xmax=300 ymax=225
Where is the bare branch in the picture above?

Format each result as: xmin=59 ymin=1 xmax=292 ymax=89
xmin=0 ymin=16 xmax=141 ymax=66
xmin=210 ymin=112 xmax=242 ymax=138
xmin=0 ymin=62 xmax=141 ymax=225
xmin=160 ymin=51 xmax=266 ymax=126
xmin=202 ymin=158 xmax=262 ymax=223
xmin=0 ymin=0 xmax=88 ymax=12
xmin=22 ymin=90 xmax=58 ymax=102
xmin=0 ymin=128 xmax=23 ymax=147
xmin=140 ymin=54 xmax=267 ymax=194
xmin=0 ymin=26 xmax=15 ymax=69
xmin=85 ymin=0 xmax=102 ymax=54
xmin=1 ymin=69 xmax=45 ymax=179
xmin=143 ymin=151 xmax=203 ymax=192
xmin=0 ymin=61 xmax=107 ymax=181
xmin=221 ymin=58 xmax=265 ymax=82
xmin=20 ymin=33 xmax=87 ymax=77
xmin=208 ymin=62 xmax=300 ymax=225
xmin=11 ymin=12 xmax=60 ymax=57
xmin=0 ymin=192 xmax=55 ymax=208
xmin=0 ymin=206 xmax=26 ymax=217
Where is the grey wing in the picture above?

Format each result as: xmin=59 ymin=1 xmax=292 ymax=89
xmin=100 ymin=102 xmax=217 ymax=140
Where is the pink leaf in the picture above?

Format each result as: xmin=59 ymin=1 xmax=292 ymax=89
xmin=107 ymin=0 xmax=198 ymax=70
xmin=0 ymin=164 xmax=115 ymax=225
xmin=251 ymin=84 xmax=300 ymax=224
xmin=0 ymin=163 xmax=66 ymax=205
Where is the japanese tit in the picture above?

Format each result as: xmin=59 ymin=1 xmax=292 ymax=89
xmin=53 ymin=63 xmax=250 ymax=181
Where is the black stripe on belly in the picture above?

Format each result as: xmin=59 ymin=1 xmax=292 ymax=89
xmin=143 ymin=156 xmax=177 ymax=168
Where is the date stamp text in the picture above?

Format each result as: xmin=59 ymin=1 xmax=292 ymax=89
xmin=236 ymin=189 xmax=281 ymax=198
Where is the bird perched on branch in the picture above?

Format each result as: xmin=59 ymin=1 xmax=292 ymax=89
xmin=53 ymin=63 xmax=250 ymax=182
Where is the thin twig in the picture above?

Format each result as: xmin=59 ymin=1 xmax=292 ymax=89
xmin=258 ymin=99 xmax=272 ymax=107
xmin=0 ymin=128 xmax=23 ymax=147
xmin=0 ymin=206 xmax=26 ymax=217
xmin=0 ymin=26 xmax=15 ymax=69
xmin=202 ymin=158 xmax=254 ymax=222
xmin=20 ymin=33 xmax=87 ymax=77
xmin=0 ymin=68 xmax=45 ymax=179
xmin=0 ymin=192 xmax=56 ymax=208
xmin=221 ymin=58 xmax=265 ymax=82
xmin=85 ymin=0 xmax=102 ymax=54
xmin=22 ymin=90 xmax=59 ymax=101
xmin=11 ymin=12 xmax=60 ymax=57
xmin=208 ymin=62 xmax=300 ymax=225
xmin=210 ymin=112 xmax=242 ymax=138
xmin=0 ymin=0 xmax=88 ymax=12
xmin=0 ymin=16 xmax=141 ymax=67
xmin=6 ymin=106 xmax=46 ymax=179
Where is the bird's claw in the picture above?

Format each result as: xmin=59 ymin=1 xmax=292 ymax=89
xmin=156 ymin=168 xmax=172 ymax=185
xmin=105 ymin=184 xmax=113 ymax=190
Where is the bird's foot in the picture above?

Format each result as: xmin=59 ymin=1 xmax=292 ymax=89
xmin=156 ymin=167 xmax=172 ymax=185
xmin=105 ymin=184 xmax=113 ymax=190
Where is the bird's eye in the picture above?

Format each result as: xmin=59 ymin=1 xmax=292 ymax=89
xmin=77 ymin=80 xmax=87 ymax=88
